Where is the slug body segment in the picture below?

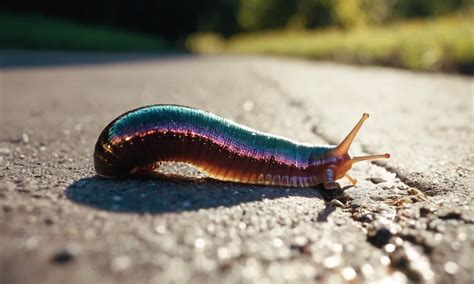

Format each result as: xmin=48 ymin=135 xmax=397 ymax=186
xmin=94 ymin=105 xmax=389 ymax=189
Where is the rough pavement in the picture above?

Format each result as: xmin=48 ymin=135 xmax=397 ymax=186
xmin=0 ymin=51 xmax=473 ymax=284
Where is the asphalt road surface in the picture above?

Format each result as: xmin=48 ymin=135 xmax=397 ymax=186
xmin=0 ymin=51 xmax=473 ymax=284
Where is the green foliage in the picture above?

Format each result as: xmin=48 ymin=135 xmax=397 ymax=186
xmin=189 ymin=13 xmax=474 ymax=72
xmin=237 ymin=0 xmax=297 ymax=31
xmin=293 ymin=0 xmax=334 ymax=28
xmin=393 ymin=0 xmax=472 ymax=17
xmin=333 ymin=0 xmax=366 ymax=29
xmin=0 ymin=13 xmax=170 ymax=51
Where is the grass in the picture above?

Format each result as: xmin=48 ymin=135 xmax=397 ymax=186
xmin=0 ymin=13 xmax=170 ymax=52
xmin=188 ymin=13 xmax=474 ymax=73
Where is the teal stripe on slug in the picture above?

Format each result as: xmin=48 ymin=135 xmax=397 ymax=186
xmin=107 ymin=105 xmax=333 ymax=167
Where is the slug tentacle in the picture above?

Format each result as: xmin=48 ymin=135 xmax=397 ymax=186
xmin=94 ymin=105 xmax=390 ymax=189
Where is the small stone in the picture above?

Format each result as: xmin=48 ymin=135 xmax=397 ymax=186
xmin=444 ymin=261 xmax=458 ymax=275
xmin=380 ymin=255 xmax=391 ymax=266
xmin=329 ymin=199 xmax=345 ymax=208
xmin=25 ymin=236 xmax=39 ymax=250
xmin=359 ymin=213 xmax=374 ymax=223
xmin=22 ymin=133 xmax=29 ymax=143
xmin=369 ymin=177 xmax=385 ymax=184
xmin=218 ymin=247 xmax=231 ymax=260
xmin=384 ymin=243 xmax=396 ymax=253
xmin=419 ymin=207 xmax=434 ymax=217
xmin=111 ymin=255 xmax=132 ymax=271
xmin=439 ymin=210 xmax=462 ymax=220
xmin=367 ymin=227 xmax=394 ymax=248
xmin=361 ymin=263 xmax=374 ymax=276
xmin=51 ymin=248 xmax=75 ymax=264
xmin=323 ymin=255 xmax=341 ymax=268
xmin=407 ymin=187 xmax=422 ymax=195
xmin=242 ymin=100 xmax=254 ymax=112
xmin=155 ymin=224 xmax=166 ymax=234
xmin=194 ymin=238 xmax=206 ymax=249
xmin=272 ymin=238 xmax=284 ymax=248
xmin=74 ymin=124 xmax=83 ymax=131
xmin=0 ymin=148 xmax=11 ymax=155
xmin=290 ymin=241 xmax=312 ymax=255
xmin=341 ymin=267 xmax=357 ymax=281
xmin=44 ymin=217 xmax=56 ymax=225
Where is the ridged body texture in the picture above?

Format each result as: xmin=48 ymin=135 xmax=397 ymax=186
xmin=94 ymin=105 xmax=340 ymax=187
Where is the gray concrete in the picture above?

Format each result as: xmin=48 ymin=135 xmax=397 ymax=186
xmin=0 ymin=51 xmax=472 ymax=284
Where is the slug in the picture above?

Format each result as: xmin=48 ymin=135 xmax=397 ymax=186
xmin=94 ymin=105 xmax=389 ymax=189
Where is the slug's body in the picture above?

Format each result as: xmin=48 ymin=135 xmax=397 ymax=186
xmin=94 ymin=105 xmax=389 ymax=189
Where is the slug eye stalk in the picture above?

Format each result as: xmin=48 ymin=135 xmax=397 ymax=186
xmin=331 ymin=113 xmax=390 ymax=163
xmin=350 ymin=153 xmax=390 ymax=164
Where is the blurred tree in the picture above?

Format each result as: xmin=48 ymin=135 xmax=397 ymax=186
xmin=361 ymin=0 xmax=395 ymax=25
xmin=288 ymin=0 xmax=334 ymax=29
xmin=333 ymin=0 xmax=365 ymax=29
xmin=237 ymin=0 xmax=296 ymax=31
xmin=196 ymin=0 xmax=240 ymax=37
xmin=2 ymin=0 xmax=472 ymax=38
xmin=333 ymin=0 xmax=398 ymax=29
xmin=393 ymin=0 xmax=471 ymax=18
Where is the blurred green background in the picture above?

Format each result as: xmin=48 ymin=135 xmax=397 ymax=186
xmin=1 ymin=0 xmax=473 ymax=73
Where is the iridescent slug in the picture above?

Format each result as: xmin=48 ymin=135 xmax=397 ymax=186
xmin=94 ymin=105 xmax=389 ymax=189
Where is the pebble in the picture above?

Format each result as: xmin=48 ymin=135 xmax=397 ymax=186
xmin=329 ymin=199 xmax=345 ymax=208
xmin=419 ymin=207 xmax=435 ymax=217
xmin=367 ymin=227 xmax=394 ymax=248
xmin=242 ymin=100 xmax=254 ymax=112
xmin=0 ymin=148 xmax=11 ymax=155
xmin=217 ymin=247 xmax=231 ymax=260
xmin=341 ymin=266 xmax=357 ymax=281
xmin=25 ymin=236 xmax=39 ymax=250
xmin=369 ymin=177 xmax=385 ymax=184
xmin=194 ymin=238 xmax=206 ymax=249
xmin=22 ymin=133 xmax=30 ymax=143
xmin=272 ymin=238 xmax=284 ymax=248
xmin=407 ymin=187 xmax=423 ymax=195
xmin=359 ymin=213 xmax=374 ymax=223
xmin=155 ymin=224 xmax=167 ymax=234
xmin=323 ymin=255 xmax=341 ymax=268
xmin=439 ymin=210 xmax=462 ymax=220
xmin=384 ymin=243 xmax=396 ymax=253
xmin=44 ymin=216 xmax=56 ymax=225
xmin=380 ymin=255 xmax=391 ymax=266
xmin=444 ymin=261 xmax=459 ymax=274
xmin=51 ymin=248 xmax=75 ymax=264
xmin=361 ymin=263 xmax=374 ymax=276
xmin=111 ymin=255 xmax=132 ymax=271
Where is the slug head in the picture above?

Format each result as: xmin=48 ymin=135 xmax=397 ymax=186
xmin=324 ymin=113 xmax=390 ymax=189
